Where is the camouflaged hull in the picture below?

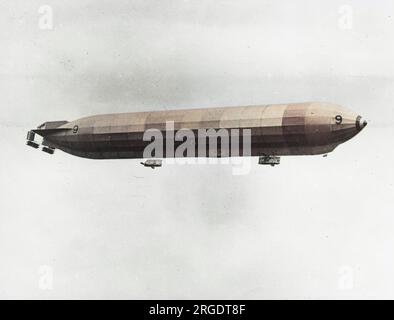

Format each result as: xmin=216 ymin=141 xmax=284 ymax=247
xmin=32 ymin=102 xmax=367 ymax=159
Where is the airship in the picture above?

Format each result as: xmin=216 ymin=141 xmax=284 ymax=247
xmin=26 ymin=102 xmax=367 ymax=167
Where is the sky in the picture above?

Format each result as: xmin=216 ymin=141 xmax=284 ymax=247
xmin=0 ymin=0 xmax=393 ymax=299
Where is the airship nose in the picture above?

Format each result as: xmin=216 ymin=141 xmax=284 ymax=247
xmin=356 ymin=115 xmax=367 ymax=131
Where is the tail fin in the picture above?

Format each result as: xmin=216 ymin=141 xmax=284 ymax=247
xmin=33 ymin=121 xmax=70 ymax=137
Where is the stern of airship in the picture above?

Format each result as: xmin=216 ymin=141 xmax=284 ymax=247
xmin=26 ymin=120 xmax=70 ymax=154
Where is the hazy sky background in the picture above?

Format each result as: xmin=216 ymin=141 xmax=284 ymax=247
xmin=1 ymin=0 xmax=393 ymax=299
